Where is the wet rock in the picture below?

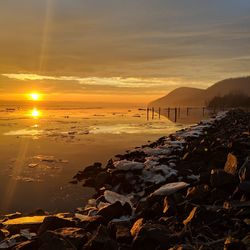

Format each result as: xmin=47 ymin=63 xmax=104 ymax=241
xmin=13 ymin=240 xmax=39 ymax=250
xmin=150 ymin=182 xmax=189 ymax=196
xmin=3 ymin=216 xmax=46 ymax=234
xmin=238 ymin=181 xmax=250 ymax=193
xmin=97 ymin=201 xmax=130 ymax=222
xmin=54 ymin=227 xmax=90 ymax=249
xmin=38 ymin=230 xmax=75 ymax=250
xmin=38 ymin=216 xmax=76 ymax=235
xmin=28 ymin=209 xmax=48 ymax=217
xmin=104 ymin=190 xmax=132 ymax=206
xmin=210 ymin=169 xmax=237 ymax=190
xmin=241 ymin=234 xmax=250 ymax=249
xmin=113 ymin=160 xmax=144 ymax=171
xmin=75 ymin=214 xmax=106 ymax=231
xmin=73 ymin=162 xmax=102 ymax=181
xmin=224 ymin=237 xmax=246 ymax=250
xmin=186 ymin=184 xmax=210 ymax=203
xmin=224 ymin=153 xmax=238 ymax=175
xmin=132 ymin=222 xmax=171 ymax=250
xmin=3 ymin=212 xmax=22 ymax=220
xmin=168 ymin=245 xmax=195 ymax=250
xmin=0 ymin=234 xmax=27 ymax=249
xmin=209 ymin=188 xmax=230 ymax=204
xmin=163 ymin=196 xmax=176 ymax=216
xmin=239 ymin=158 xmax=250 ymax=182
xmin=83 ymin=225 xmax=118 ymax=250
xmin=0 ymin=228 xmax=9 ymax=241
xmin=94 ymin=172 xmax=111 ymax=188
xmin=183 ymin=207 xmax=198 ymax=225
xmin=130 ymin=218 xmax=144 ymax=237
xmin=108 ymin=221 xmax=132 ymax=244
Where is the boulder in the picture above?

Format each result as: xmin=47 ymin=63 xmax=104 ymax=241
xmin=38 ymin=216 xmax=76 ymax=235
xmin=132 ymin=222 xmax=171 ymax=250
xmin=97 ymin=201 xmax=127 ymax=222
xmin=210 ymin=169 xmax=237 ymax=189
xmin=150 ymin=182 xmax=189 ymax=197
xmin=75 ymin=214 xmax=106 ymax=231
xmin=108 ymin=221 xmax=132 ymax=244
xmin=224 ymin=153 xmax=238 ymax=175
xmin=38 ymin=230 xmax=75 ymax=250
xmin=54 ymin=227 xmax=90 ymax=248
xmin=83 ymin=225 xmax=118 ymax=250
xmin=12 ymin=240 xmax=39 ymax=250
xmin=130 ymin=218 xmax=144 ymax=238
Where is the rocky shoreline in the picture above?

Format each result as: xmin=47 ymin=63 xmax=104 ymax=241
xmin=0 ymin=110 xmax=249 ymax=249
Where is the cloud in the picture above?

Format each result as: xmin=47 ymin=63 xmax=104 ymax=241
xmin=0 ymin=0 xmax=249 ymax=102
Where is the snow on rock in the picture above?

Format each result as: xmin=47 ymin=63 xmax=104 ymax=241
xmin=152 ymin=165 xmax=178 ymax=177
xmin=104 ymin=190 xmax=132 ymax=206
xmin=151 ymin=182 xmax=189 ymax=196
xmin=142 ymin=147 xmax=171 ymax=156
xmin=144 ymin=157 xmax=159 ymax=169
xmin=114 ymin=160 xmax=144 ymax=171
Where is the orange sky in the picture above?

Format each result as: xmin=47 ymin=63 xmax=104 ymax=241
xmin=0 ymin=1 xmax=249 ymax=104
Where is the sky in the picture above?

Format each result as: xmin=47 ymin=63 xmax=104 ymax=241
xmin=0 ymin=0 xmax=250 ymax=105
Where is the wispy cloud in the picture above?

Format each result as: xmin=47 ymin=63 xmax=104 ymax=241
xmin=2 ymin=73 xmax=183 ymax=88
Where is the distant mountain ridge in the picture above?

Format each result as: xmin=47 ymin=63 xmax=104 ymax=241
xmin=149 ymin=76 xmax=250 ymax=107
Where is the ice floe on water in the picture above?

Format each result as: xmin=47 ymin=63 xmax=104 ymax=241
xmin=4 ymin=129 xmax=44 ymax=136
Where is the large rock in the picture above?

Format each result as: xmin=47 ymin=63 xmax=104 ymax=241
xmin=132 ymin=222 xmax=171 ymax=250
xmin=150 ymin=182 xmax=189 ymax=197
xmin=54 ymin=227 xmax=90 ymax=249
xmin=12 ymin=240 xmax=39 ymax=250
xmin=210 ymin=169 xmax=237 ymax=189
xmin=73 ymin=162 xmax=102 ymax=181
xmin=38 ymin=216 xmax=76 ymax=235
xmin=75 ymin=214 xmax=106 ymax=231
xmin=97 ymin=201 xmax=128 ymax=222
xmin=224 ymin=153 xmax=238 ymax=175
xmin=239 ymin=158 xmax=250 ymax=182
xmin=3 ymin=216 xmax=46 ymax=234
xmin=83 ymin=225 xmax=118 ymax=250
xmin=38 ymin=231 xmax=75 ymax=250
xmin=108 ymin=221 xmax=132 ymax=244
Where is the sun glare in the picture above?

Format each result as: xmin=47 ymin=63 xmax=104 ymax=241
xmin=31 ymin=108 xmax=40 ymax=118
xmin=29 ymin=93 xmax=40 ymax=101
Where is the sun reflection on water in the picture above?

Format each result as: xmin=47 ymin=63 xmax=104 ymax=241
xmin=31 ymin=108 xmax=41 ymax=118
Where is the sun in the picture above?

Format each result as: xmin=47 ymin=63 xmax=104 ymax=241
xmin=29 ymin=93 xmax=40 ymax=101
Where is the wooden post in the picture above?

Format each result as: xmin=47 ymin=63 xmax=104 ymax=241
xmin=146 ymin=108 xmax=149 ymax=121
xmin=174 ymin=107 xmax=177 ymax=122
xmin=202 ymin=107 xmax=205 ymax=116
xmin=168 ymin=107 xmax=170 ymax=118
xmin=152 ymin=107 xmax=154 ymax=120
xmin=158 ymin=107 xmax=161 ymax=119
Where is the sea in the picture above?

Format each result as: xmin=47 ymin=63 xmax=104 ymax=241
xmin=0 ymin=102 xmax=209 ymax=213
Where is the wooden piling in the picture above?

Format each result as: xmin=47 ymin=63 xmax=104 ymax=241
xmin=152 ymin=107 xmax=154 ymax=119
xmin=174 ymin=107 xmax=177 ymax=122
xmin=158 ymin=107 xmax=161 ymax=119
xmin=146 ymin=108 xmax=149 ymax=120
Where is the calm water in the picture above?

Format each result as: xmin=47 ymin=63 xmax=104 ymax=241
xmin=0 ymin=104 xmax=206 ymax=213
